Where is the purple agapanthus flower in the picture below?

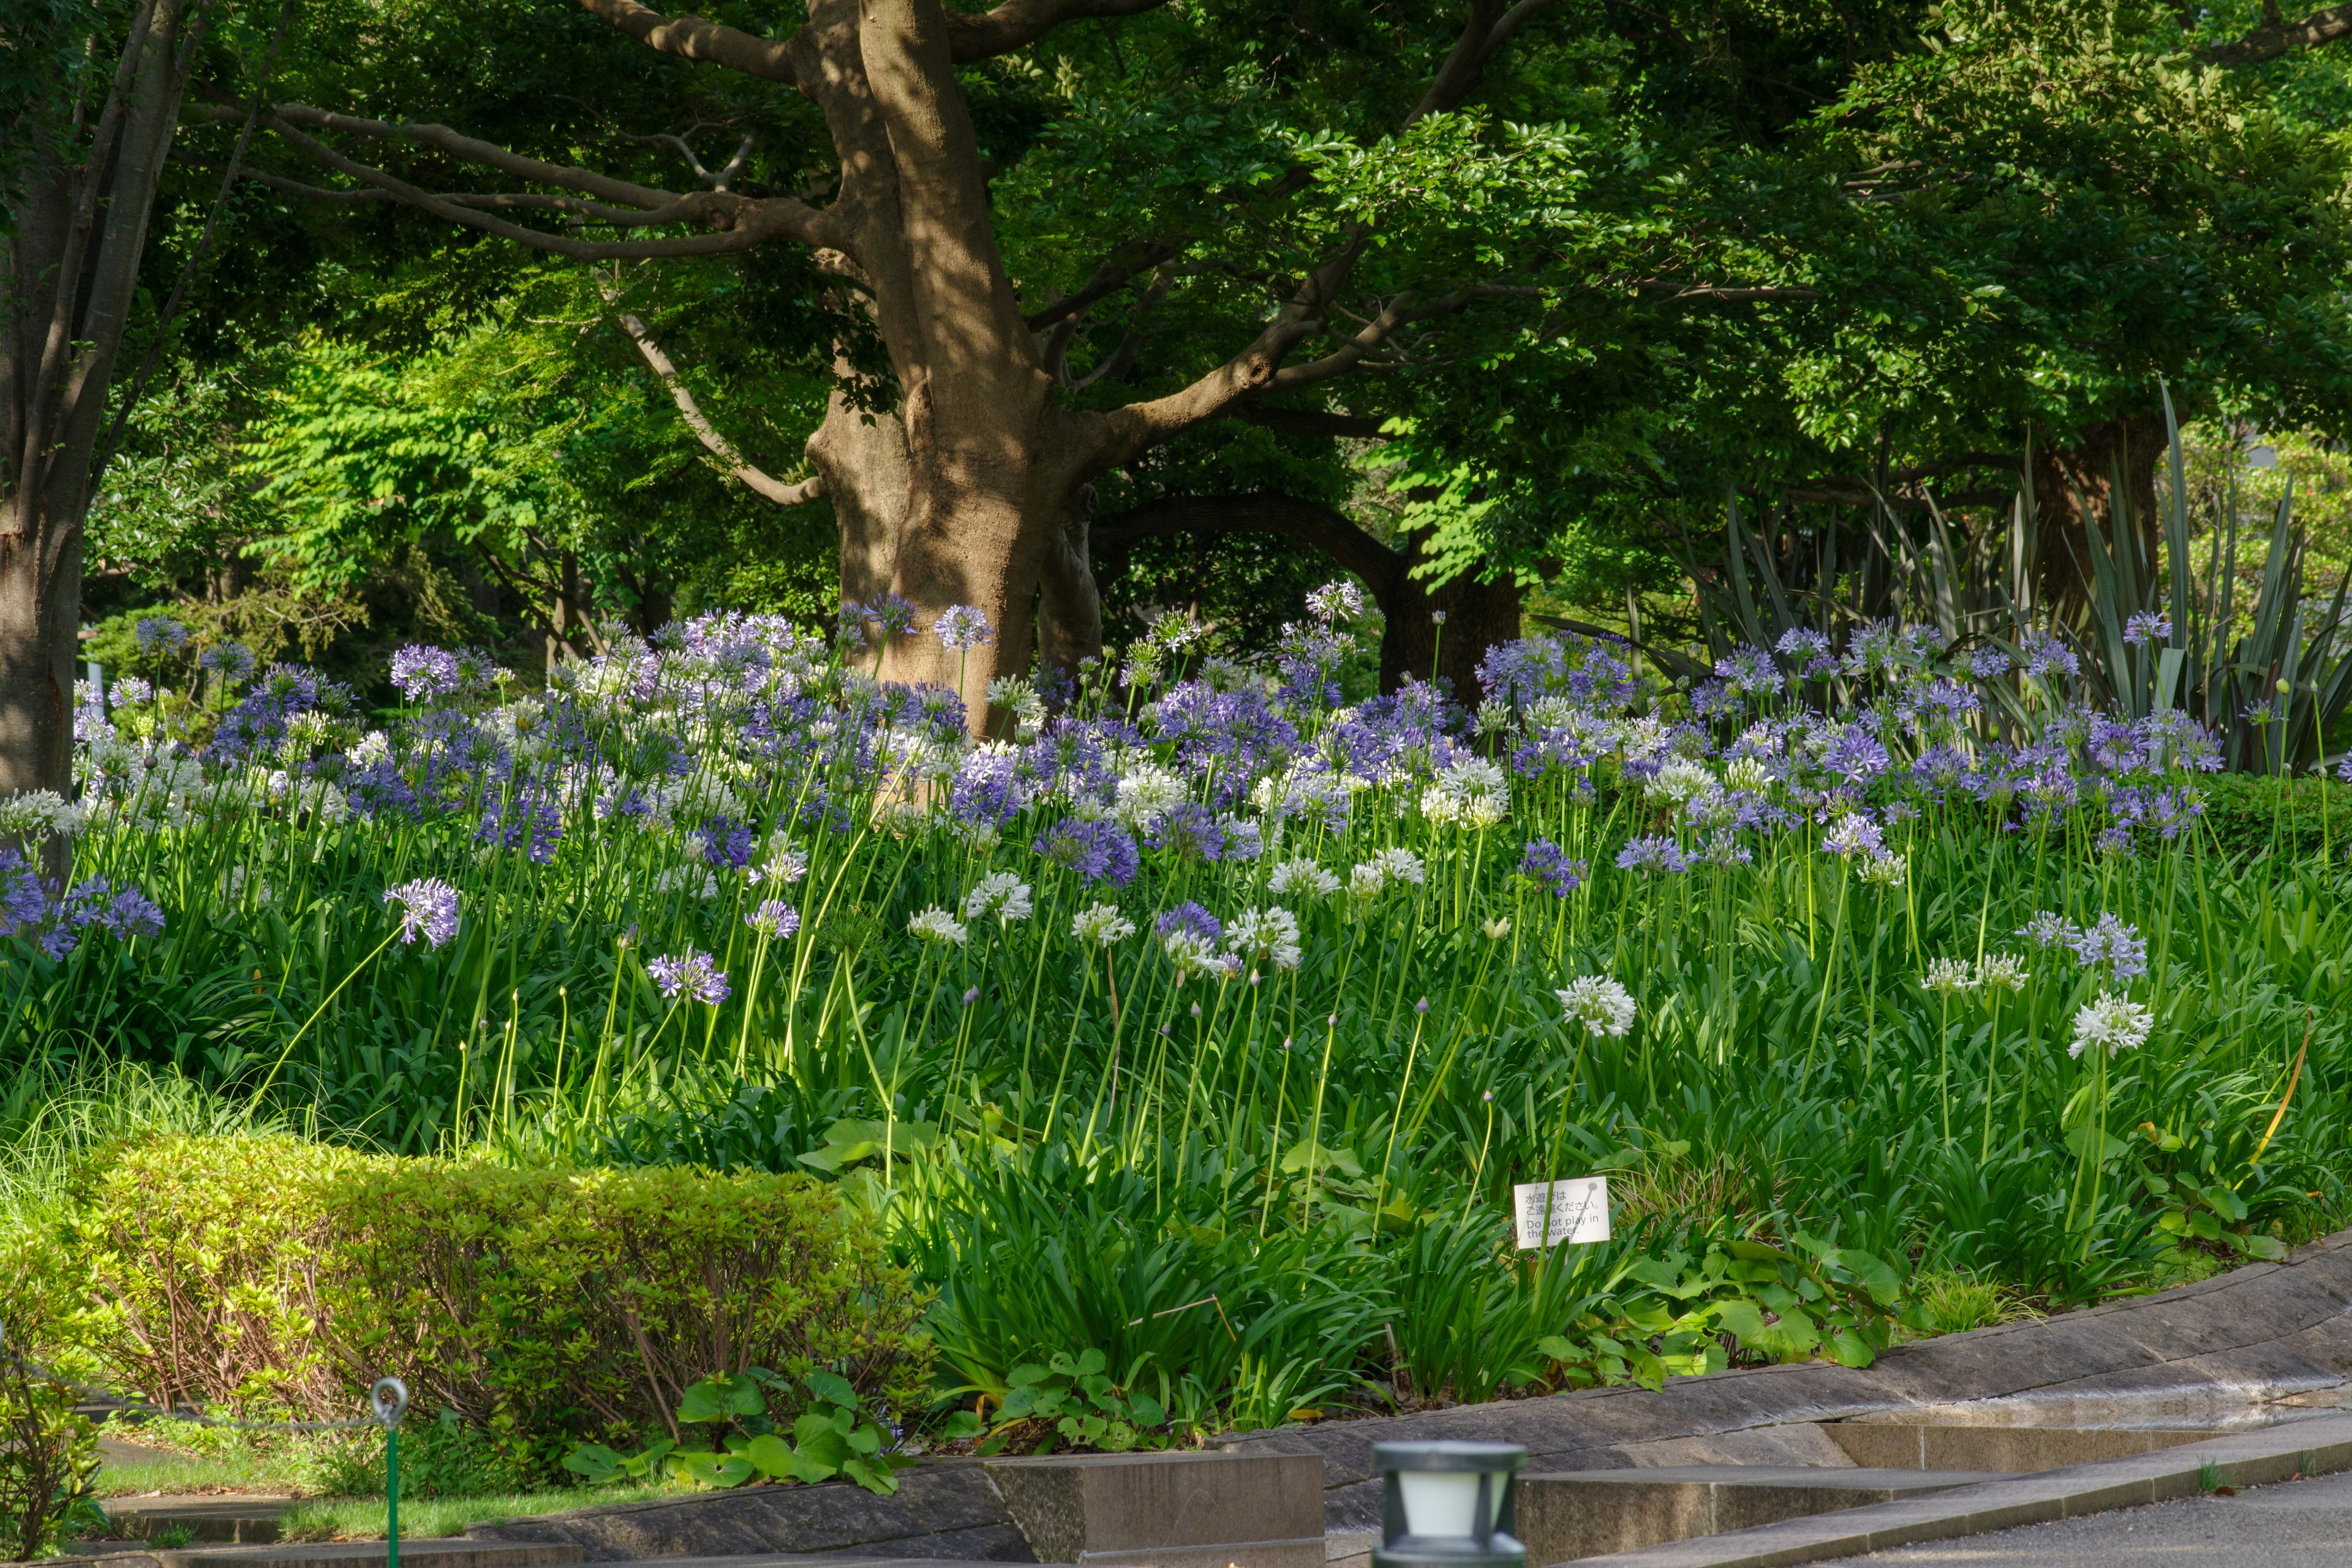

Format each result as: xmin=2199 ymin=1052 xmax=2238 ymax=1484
xmin=1145 ymin=802 xmax=1229 ymax=862
xmin=134 ymin=616 xmax=189 ymax=655
xmin=648 ymin=948 xmax=731 ymax=1003
xmin=2068 ymin=913 xmax=2147 ymax=981
xmin=1518 ymin=838 xmax=1588 ymax=897
xmin=695 ymin=815 xmax=756 ymax=871
xmin=390 ymin=646 xmax=464 ymax=701
xmin=1035 ymin=816 xmax=1140 ymax=886
xmin=746 ymin=900 xmax=801 ymax=940
xmin=1155 ymin=902 xmax=1222 ymax=945
xmin=1615 ymin=835 xmax=1691 ymax=874
xmin=386 ymin=878 xmax=461 ymax=948
xmin=933 ymin=605 xmax=995 ymax=651
xmin=199 ymin=641 xmax=257 ymax=684
xmin=2124 ymin=611 xmax=2172 ymax=647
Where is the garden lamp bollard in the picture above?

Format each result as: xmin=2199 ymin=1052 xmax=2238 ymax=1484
xmin=372 ymin=1378 xmax=410 ymax=1568
xmin=1370 ymin=1441 xmax=1526 ymax=1568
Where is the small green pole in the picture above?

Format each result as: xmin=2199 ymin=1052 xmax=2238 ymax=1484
xmin=388 ymin=1424 xmax=400 ymax=1568
xmin=374 ymin=1378 xmax=410 ymax=1568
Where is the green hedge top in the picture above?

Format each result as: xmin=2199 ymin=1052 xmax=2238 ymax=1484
xmin=60 ymin=1135 xmax=932 ymax=1457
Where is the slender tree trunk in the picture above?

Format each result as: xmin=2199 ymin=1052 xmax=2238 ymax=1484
xmin=4 ymin=0 xmax=208 ymax=801
xmin=2032 ymin=412 xmax=2165 ymax=615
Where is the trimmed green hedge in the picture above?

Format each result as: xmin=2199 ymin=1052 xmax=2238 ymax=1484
xmin=2196 ymin=773 xmax=2352 ymax=862
xmin=62 ymin=1136 xmax=931 ymax=1468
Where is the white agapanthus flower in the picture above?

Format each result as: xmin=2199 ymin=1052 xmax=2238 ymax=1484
xmin=654 ymin=864 xmax=722 ymax=900
xmin=1921 ymin=957 xmax=1977 ymax=995
xmin=1555 ymin=976 xmax=1638 ymax=1038
xmin=1645 ymin=757 xmax=1717 ymax=806
xmin=1160 ymin=930 xmax=1232 ymax=979
xmin=2070 ymin=993 xmax=2154 ymax=1059
xmin=1857 ymin=852 xmax=1907 ymax=886
xmin=1975 ymin=953 xmax=2030 ymax=992
xmin=1347 ymin=860 xmax=1390 ymax=899
xmin=1226 ymin=905 xmax=1303 ymax=972
xmin=1114 ymin=763 xmax=1187 ymax=831
xmin=908 ymin=907 xmax=970 ymax=946
xmin=1722 ymin=755 xmax=1773 ymax=792
xmin=962 ymin=871 xmax=1035 ymax=924
xmin=1370 ymin=847 xmax=1425 ymax=886
xmin=1268 ymin=858 xmax=1341 ymax=899
xmin=1482 ymin=917 xmax=1512 ymax=940
xmin=349 ymin=730 xmax=393 ymax=767
xmin=985 ymin=674 xmax=1047 ymax=735
xmin=1071 ymin=903 xmax=1136 ymax=946
xmin=0 ymin=789 xmax=84 ymax=840
xmin=755 ymin=832 xmax=809 ymax=886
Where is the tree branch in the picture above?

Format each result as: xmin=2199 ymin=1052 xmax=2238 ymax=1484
xmin=1632 ymin=279 xmax=1820 ymax=302
xmin=265 ymin=102 xmax=677 ymax=210
xmin=2198 ymin=2 xmax=2352 ymax=64
xmin=611 ymin=306 xmax=827 ymax=506
xmin=258 ymin=113 xmax=834 ymax=258
xmin=944 ymin=0 xmax=1170 ymax=62
xmin=571 ymin=0 xmax=804 ymax=84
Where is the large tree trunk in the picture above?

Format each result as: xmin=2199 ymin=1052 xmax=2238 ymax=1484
xmin=4 ymin=0 xmax=206 ymax=805
xmin=2032 ymin=412 xmax=2166 ymax=616
xmin=1093 ymin=491 xmax=1524 ymax=703
xmin=1378 ymin=527 xmax=1525 ymax=703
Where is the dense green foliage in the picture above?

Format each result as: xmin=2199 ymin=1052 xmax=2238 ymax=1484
xmin=55 ymin=1134 xmax=932 ymax=1471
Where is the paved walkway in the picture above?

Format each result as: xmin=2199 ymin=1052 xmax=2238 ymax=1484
xmin=1856 ymin=1468 xmax=2352 ymax=1565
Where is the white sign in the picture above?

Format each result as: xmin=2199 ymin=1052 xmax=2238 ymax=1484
xmin=1513 ymin=1176 xmax=1611 ymax=1249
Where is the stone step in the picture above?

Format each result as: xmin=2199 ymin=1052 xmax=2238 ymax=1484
xmin=1821 ymin=1421 xmax=2218 ymax=1472
xmin=99 ymin=1496 xmax=294 ymax=1545
xmin=63 ymin=1539 xmax=583 ymax=1568
xmin=982 ymin=1449 xmax=1326 ymax=1567
xmin=1516 ymin=1465 xmax=2002 ymax=1564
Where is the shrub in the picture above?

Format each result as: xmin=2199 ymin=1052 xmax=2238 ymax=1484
xmin=69 ymin=1134 xmax=932 ymax=1474
xmin=0 ymin=1223 xmax=104 ymax=1556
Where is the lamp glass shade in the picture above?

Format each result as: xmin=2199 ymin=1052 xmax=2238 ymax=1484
xmin=1396 ymin=1470 xmax=1493 ymax=1539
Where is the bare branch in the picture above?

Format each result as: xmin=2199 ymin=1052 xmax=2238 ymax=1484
xmin=1025 ymin=243 xmax=1180 ymax=331
xmin=267 ymin=102 xmax=676 ymax=209
xmin=1632 ymin=279 xmax=1821 ymax=302
xmin=1071 ymin=266 xmax=1173 ymax=392
xmin=572 ymin=0 xmax=804 ymax=83
xmin=2199 ymin=2 xmax=2352 ymax=63
xmin=611 ymin=304 xmax=826 ymax=507
xmin=258 ymin=114 xmax=836 ymax=259
xmin=944 ymin=0 xmax=1170 ymax=62
xmin=171 ymin=152 xmax=394 ymax=202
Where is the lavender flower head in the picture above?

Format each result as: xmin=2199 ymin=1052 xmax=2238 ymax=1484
xmin=134 ymin=616 xmax=189 ymax=655
xmin=1615 ymin=835 xmax=1691 ymax=874
xmin=746 ymin=900 xmax=801 ymax=940
xmin=1820 ymin=812 xmax=1886 ymax=858
xmin=1035 ymin=816 xmax=1140 ymax=886
xmin=385 ymin=878 xmax=461 ymax=948
xmin=647 ymin=948 xmax=731 ymax=1004
xmin=1967 ymin=646 xmax=2013 ymax=680
xmin=390 ymin=645 xmax=464 ymax=702
xmin=1520 ymin=837 xmax=1588 ymax=897
xmin=2068 ymin=912 xmax=2147 ymax=981
xmin=200 ymin=641 xmax=257 ymax=684
xmin=2123 ymin=611 xmax=2173 ymax=647
xmin=932 ymin=605 xmax=996 ymax=651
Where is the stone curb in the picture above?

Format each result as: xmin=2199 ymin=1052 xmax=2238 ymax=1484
xmin=1551 ymin=1411 xmax=2352 ymax=1566
xmin=1222 ymin=1228 xmax=2352 ymax=1530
